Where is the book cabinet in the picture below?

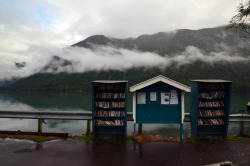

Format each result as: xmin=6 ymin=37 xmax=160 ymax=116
xmin=190 ymin=80 xmax=232 ymax=138
xmin=92 ymin=80 xmax=128 ymax=139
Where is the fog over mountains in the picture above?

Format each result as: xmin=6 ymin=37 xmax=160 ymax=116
xmin=1 ymin=26 xmax=250 ymax=91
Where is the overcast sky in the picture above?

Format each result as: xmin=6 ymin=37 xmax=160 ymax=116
xmin=0 ymin=0 xmax=239 ymax=50
xmin=0 ymin=0 xmax=245 ymax=80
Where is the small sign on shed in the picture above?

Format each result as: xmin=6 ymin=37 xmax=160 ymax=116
xmin=129 ymin=75 xmax=190 ymax=140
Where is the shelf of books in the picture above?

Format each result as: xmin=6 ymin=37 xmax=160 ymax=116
xmin=92 ymin=80 xmax=128 ymax=139
xmin=190 ymin=80 xmax=232 ymax=138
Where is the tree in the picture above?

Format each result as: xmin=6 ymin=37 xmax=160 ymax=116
xmin=226 ymin=0 xmax=250 ymax=38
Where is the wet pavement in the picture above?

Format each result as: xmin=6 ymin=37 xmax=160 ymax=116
xmin=1 ymin=138 xmax=250 ymax=166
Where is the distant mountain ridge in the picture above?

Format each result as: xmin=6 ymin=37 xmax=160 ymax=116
xmin=72 ymin=26 xmax=249 ymax=56
xmin=72 ymin=35 xmax=135 ymax=50
xmin=1 ymin=26 xmax=250 ymax=91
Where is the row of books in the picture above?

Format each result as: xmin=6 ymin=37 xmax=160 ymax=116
xmin=95 ymin=110 xmax=125 ymax=117
xmin=96 ymin=84 xmax=125 ymax=90
xmin=95 ymin=93 xmax=125 ymax=99
xmin=198 ymin=101 xmax=224 ymax=107
xmin=96 ymin=119 xmax=124 ymax=125
xmin=199 ymin=91 xmax=225 ymax=99
xmin=197 ymin=118 xmax=224 ymax=125
xmin=199 ymin=83 xmax=225 ymax=90
xmin=95 ymin=101 xmax=125 ymax=108
xmin=198 ymin=110 xmax=224 ymax=116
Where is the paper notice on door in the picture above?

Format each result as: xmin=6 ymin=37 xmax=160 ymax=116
xmin=137 ymin=92 xmax=146 ymax=104
xmin=161 ymin=92 xmax=170 ymax=105
xmin=171 ymin=90 xmax=177 ymax=98
xmin=170 ymin=98 xmax=178 ymax=105
xmin=150 ymin=92 xmax=157 ymax=101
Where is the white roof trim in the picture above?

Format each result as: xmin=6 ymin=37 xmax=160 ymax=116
xmin=129 ymin=75 xmax=191 ymax=92
xmin=247 ymin=101 xmax=250 ymax=106
xmin=92 ymin=80 xmax=128 ymax=83
xmin=191 ymin=79 xmax=232 ymax=83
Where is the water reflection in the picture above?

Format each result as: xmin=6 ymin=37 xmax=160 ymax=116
xmin=0 ymin=94 xmax=34 ymax=111
xmin=0 ymin=92 xmax=92 ymax=111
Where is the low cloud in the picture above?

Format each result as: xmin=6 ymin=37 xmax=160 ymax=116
xmin=0 ymin=45 xmax=249 ymax=81
xmin=54 ymin=45 xmax=249 ymax=72
xmin=171 ymin=46 xmax=247 ymax=67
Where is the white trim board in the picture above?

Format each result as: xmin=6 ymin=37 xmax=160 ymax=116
xmin=133 ymin=92 xmax=136 ymax=123
xmin=130 ymin=75 xmax=191 ymax=92
xmin=92 ymin=80 xmax=128 ymax=83
xmin=191 ymin=79 xmax=232 ymax=83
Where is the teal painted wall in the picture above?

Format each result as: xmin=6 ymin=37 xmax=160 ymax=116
xmin=136 ymin=82 xmax=181 ymax=124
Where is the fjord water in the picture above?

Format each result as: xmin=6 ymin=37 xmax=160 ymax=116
xmin=0 ymin=91 xmax=249 ymax=138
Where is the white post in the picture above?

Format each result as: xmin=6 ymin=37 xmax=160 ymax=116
xmin=180 ymin=91 xmax=185 ymax=141
xmin=181 ymin=91 xmax=185 ymax=124
xmin=133 ymin=92 xmax=136 ymax=123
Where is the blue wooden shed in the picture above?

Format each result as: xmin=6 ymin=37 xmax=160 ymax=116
xmin=129 ymin=75 xmax=190 ymax=140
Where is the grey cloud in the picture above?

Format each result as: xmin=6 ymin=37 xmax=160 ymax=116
xmin=0 ymin=44 xmax=248 ymax=81
xmin=0 ymin=0 xmax=245 ymax=81
xmin=0 ymin=0 xmax=240 ymax=51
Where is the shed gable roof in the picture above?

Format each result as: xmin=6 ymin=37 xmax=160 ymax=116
xmin=129 ymin=75 xmax=191 ymax=92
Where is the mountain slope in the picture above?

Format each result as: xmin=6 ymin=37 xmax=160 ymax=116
xmin=72 ymin=26 xmax=250 ymax=56
xmin=72 ymin=35 xmax=135 ymax=50
xmin=1 ymin=26 xmax=250 ymax=92
xmin=2 ymin=62 xmax=250 ymax=92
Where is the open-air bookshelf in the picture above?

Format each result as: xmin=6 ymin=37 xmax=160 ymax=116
xmin=92 ymin=80 xmax=128 ymax=139
xmin=190 ymin=80 xmax=232 ymax=138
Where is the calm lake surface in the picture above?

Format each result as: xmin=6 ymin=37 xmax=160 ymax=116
xmin=0 ymin=91 xmax=249 ymax=138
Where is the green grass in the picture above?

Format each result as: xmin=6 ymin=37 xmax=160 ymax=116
xmin=126 ymin=135 xmax=132 ymax=142
xmin=188 ymin=138 xmax=199 ymax=144
xmin=71 ymin=135 xmax=92 ymax=141
xmin=227 ymin=135 xmax=250 ymax=141
xmin=0 ymin=134 xmax=7 ymax=139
